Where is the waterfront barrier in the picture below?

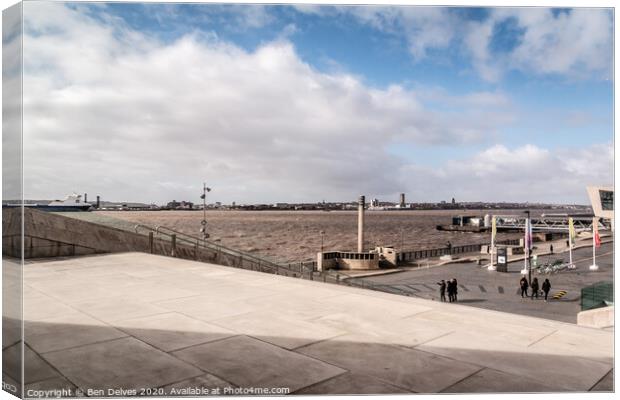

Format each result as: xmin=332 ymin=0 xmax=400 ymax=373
xmin=397 ymin=239 xmax=521 ymax=264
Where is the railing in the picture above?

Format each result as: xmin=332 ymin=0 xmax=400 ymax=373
xmin=134 ymin=223 xmax=296 ymax=275
xmin=397 ymin=239 xmax=521 ymax=264
xmin=494 ymin=215 xmax=607 ymax=232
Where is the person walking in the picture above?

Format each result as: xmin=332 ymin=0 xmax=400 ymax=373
xmin=452 ymin=278 xmax=458 ymax=302
xmin=520 ymin=276 xmax=529 ymax=298
xmin=531 ymin=277 xmax=540 ymax=300
xmin=437 ymin=280 xmax=447 ymax=302
xmin=542 ymin=278 xmax=551 ymax=302
xmin=550 ymin=244 xmax=554 ymax=254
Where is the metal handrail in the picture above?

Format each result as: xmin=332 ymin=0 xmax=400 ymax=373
xmin=134 ymin=223 xmax=289 ymax=272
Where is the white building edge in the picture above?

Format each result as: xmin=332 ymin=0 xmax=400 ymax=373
xmin=586 ymin=186 xmax=614 ymax=231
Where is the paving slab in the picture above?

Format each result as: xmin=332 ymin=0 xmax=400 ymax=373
xmin=155 ymin=295 xmax=261 ymax=322
xmin=294 ymin=372 xmax=412 ymax=394
xmin=527 ymin=327 xmax=614 ymax=363
xmin=115 ymin=312 xmax=236 ymax=352
xmin=172 ymin=335 xmax=346 ymax=393
xmin=70 ymin=297 xmax=170 ymax=324
xmin=310 ymin=312 xmax=455 ymax=347
xmin=297 ymin=336 xmax=482 ymax=393
xmin=42 ymin=337 xmax=203 ymax=392
xmin=442 ymin=368 xmax=557 ymax=393
xmin=210 ymin=310 xmax=346 ymax=350
xmin=23 ymin=291 xmax=79 ymax=322
xmin=4 ymin=344 xmax=61 ymax=384
xmin=25 ymin=313 xmax=128 ymax=354
xmin=417 ymin=330 xmax=612 ymax=391
xmin=590 ymin=369 xmax=614 ymax=392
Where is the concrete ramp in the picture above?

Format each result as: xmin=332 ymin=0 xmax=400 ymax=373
xmin=7 ymin=253 xmax=613 ymax=395
xmin=2 ymin=208 xmax=300 ymax=278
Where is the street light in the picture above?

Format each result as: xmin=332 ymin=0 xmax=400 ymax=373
xmin=200 ymin=183 xmax=211 ymax=244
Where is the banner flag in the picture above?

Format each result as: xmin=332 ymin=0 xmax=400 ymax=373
xmin=491 ymin=216 xmax=496 ymax=246
xmin=593 ymin=217 xmax=601 ymax=248
xmin=568 ymin=217 xmax=576 ymax=245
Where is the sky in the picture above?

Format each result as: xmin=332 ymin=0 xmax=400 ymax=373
xmin=8 ymin=2 xmax=615 ymax=204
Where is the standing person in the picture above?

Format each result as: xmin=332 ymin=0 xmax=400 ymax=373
xmin=437 ymin=280 xmax=447 ymax=302
xmin=520 ymin=276 xmax=529 ymax=298
xmin=531 ymin=277 xmax=540 ymax=300
xmin=447 ymin=279 xmax=455 ymax=302
xmin=542 ymin=278 xmax=551 ymax=302
xmin=550 ymin=244 xmax=554 ymax=254
xmin=452 ymin=278 xmax=458 ymax=302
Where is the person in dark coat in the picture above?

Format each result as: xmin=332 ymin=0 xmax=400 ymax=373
xmin=531 ymin=277 xmax=540 ymax=299
xmin=550 ymin=244 xmax=554 ymax=254
xmin=452 ymin=278 xmax=458 ymax=302
xmin=437 ymin=280 xmax=447 ymax=302
xmin=520 ymin=276 xmax=529 ymax=298
xmin=447 ymin=279 xmax=454 ymax=302
xmin=542 ymin=278 xmax=551 ymax=301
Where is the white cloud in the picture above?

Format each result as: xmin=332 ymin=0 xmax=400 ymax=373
xmin=304 ymin=6 xmax=612 ymax=82
xmin=21 ymin=3 xmax=520 ymax=204
xmin=400 ymin=143 xmax=614 ymax=204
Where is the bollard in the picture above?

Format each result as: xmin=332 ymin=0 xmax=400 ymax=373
xmin=171 ymin=234 xmax=176 ymax=257
xmin=149 ymin=232 xmax=153 ymax=254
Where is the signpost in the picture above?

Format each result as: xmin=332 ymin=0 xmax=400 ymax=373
xmin=496 ymin=247 xmax=508 ymax=272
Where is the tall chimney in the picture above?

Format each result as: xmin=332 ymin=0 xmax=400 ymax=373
xmin=96 ymin=195 xmax=100 ymax=209
xmin=84 ymin=193 xmax=88 ymax=203
xmin=400 ymin=193 xmax=405 ymax=207
xmin=358 ymin=195 xmax=365 ymax=252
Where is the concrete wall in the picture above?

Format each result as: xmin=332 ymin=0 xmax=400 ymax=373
xmin=2 ymin=208 xmax=301 ymax=277
xmin=577 ymin=306 xmax=614 ymax=329
xmin=316 ymin=251 xmax=379 ymax=271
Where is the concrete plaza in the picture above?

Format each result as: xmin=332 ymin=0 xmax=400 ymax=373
xmin=4 ymin=252 xmax=614 ymax=396
xmin=351 ymin=241 xmax=614 ymax=323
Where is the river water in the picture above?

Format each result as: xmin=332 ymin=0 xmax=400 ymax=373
xmin=99 ymin=209 xmax=562 ymax=263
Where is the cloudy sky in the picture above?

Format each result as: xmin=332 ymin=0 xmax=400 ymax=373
xmin=14 ymin=2 xmax=614 ymax=204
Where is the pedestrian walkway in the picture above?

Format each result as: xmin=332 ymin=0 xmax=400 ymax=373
xmin=7 ymin=252 xmax=613 ymax=395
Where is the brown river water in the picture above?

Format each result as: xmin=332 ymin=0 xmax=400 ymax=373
xmin=97 ymin=209 xmax=555 ymax=263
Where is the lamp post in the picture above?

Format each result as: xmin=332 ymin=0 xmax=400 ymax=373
xmin=320 ymin=230 xmax=325 ymax=254
xmin=200 ymin=183 xmax=211 ymax=245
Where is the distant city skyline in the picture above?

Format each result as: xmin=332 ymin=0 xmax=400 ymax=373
xmin=8 ymin=2 xmax=614 ymax=205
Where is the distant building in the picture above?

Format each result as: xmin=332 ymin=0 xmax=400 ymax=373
xmin=167 ymin=200 xmax=193 ymax=209
xmin=587 ymin=186 xmax=614 ymax=230
xmin=399 ymin=193 xmax=406 ymax=208
xmin=451 ymin=197 xmax=456 ymax=205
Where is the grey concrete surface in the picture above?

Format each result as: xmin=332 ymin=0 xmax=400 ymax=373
xmin=7 ymin=252 xmax=613 ymax=395
xmin=350 ymin=241 xmax=614 ymax=323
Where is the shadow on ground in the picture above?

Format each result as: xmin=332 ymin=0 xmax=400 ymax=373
xmin=2 ymin=317 xmax=614 ymax=397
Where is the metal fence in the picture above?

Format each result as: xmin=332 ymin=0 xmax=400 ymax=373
xmin=581 ymin=281 xmax=614 ymax=311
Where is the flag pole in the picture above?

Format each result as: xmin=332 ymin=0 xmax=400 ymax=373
xmin=590 ymin=217 xmax=599 ymax=271
xmin=521 ymin=216 xmax=528 ymax=275
xmin=488 ymin=215 xmax=496 ymax=271
xmin=568 ymin=217 xmax=573 ymax=268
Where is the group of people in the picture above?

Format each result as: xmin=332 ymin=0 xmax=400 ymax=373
xmin=519 ymin=276 xmax=552 ymax=301
xmin=437 ymin=279 xmax=458 ymax=302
